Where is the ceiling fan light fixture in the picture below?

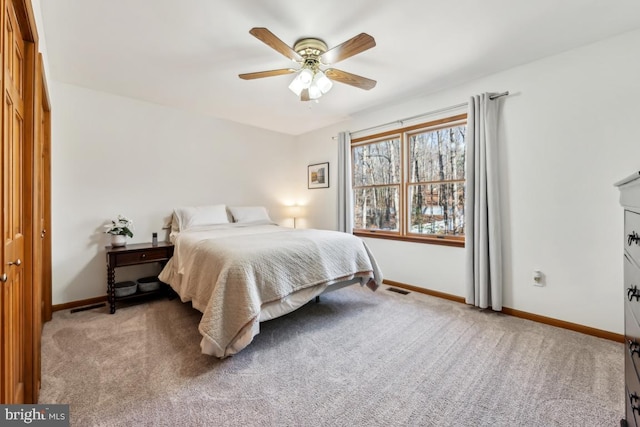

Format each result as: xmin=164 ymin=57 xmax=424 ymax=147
xmin=288 ymin=73 xmax=305 ymax=96
xmin=308 ymin=84 xmax=322 ymax=100
xmin=241 ymin=28 xmax=377 ymax=102
xmin=298 ymin=68 xmax=314 ymax=87
xmin=289 ymin=67 xmax=318 ymax=97
xmin=313 ymin=70 xmax=333 ymax=94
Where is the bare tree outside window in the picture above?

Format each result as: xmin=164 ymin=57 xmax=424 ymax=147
xmin=351 ymin=114 xmax=466 ymax=246
xmin=352 ymin=137 xmax=400 ymax=231
xmin=408 ymin=125 xmax=466 ymax=236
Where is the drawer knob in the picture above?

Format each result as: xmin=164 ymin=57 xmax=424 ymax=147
xmin=141 ymin=253 xmax=147 ymax=259
xmin=631 ymin=392 xmax=640 ymax=415
xmin=628 ymin=285 xmax=640 ymax=301
xmin=630 ymin=340 xmax=640 ymax=357
xmin=629 ymin=231 xmax=640 ymax=247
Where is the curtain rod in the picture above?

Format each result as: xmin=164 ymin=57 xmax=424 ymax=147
xmin=341 ymin=91 xmax=509 ymax=138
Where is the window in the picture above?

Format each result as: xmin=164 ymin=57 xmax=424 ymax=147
xmin=352 ymin=136 xmax=400 ymax=232
xmin=351 ymin=114 xmax=467 ymax=246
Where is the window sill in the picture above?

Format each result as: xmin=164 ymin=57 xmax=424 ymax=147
xmin=353 ymin=231 xmax=464 ymax=248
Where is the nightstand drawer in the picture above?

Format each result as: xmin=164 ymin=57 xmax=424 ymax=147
xmin=114 ymin=248 xmax=171 ymax=266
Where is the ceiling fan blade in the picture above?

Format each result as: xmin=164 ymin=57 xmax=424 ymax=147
xmin=239 ymin=68 xmax=297 ymax=80
xmin=325 ymin=68 xmax=377 ymax=90
xmin=320 ymin=33 xmax=376 ymax=65
xmin=249 ymin=27 xmax=302 ymax=62
xmin=300 ymin=89 xmax=310 ymax=102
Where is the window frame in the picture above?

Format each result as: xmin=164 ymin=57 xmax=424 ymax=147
xmin=351 ymin=113 xmax=467 ymax=247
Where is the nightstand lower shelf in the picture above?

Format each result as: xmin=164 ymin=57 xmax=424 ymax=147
xmin=112 ymin=283 xmax=171 ymax=309
xmin=106 ymin=242 xmax=174 ymax=314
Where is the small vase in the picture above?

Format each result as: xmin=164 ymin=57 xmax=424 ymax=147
xmin=111 ymin=234 xmax=127 ymax=247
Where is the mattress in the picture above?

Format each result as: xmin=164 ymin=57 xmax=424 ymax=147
xmin=159 ymin=222 xmax=382 ymax=357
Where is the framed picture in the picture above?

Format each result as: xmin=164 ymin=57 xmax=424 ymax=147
xmin=308 ymin=162 xmax=329 ymax=189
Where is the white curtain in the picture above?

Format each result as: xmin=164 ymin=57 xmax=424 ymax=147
xmin=337 ymin=132 xmax=353 ymax=233
xmin=465 ymin=93 xmax=503 ymax=310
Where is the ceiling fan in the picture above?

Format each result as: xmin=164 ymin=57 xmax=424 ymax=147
xmin=239 ymin=27 xmax=376 ymax=102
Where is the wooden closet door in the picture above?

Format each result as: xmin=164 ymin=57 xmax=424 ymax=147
xmin=1 ymin=0 xmax=25 ymax=404
xmin=37 ymin=54 xmax=51 ymax=326
xmin=27 ymin=53 xmax=51 ymax=402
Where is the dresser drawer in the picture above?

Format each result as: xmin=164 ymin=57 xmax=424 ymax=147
xmin=113 ymin=248 xmax=171 ymax=266
xmin=627 ymin=303 xmax=640 ymax=378
xmin=626 ymin=254 xmax=640 ymax=325
xmin=627 ymin=348 xmax=640 ymax=426
xmin=627 ymin=387 xmax=640 ymax=427
xmin=626 ymin=210 xmax=640 ymax=263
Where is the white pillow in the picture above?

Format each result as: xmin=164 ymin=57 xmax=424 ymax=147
xmin=229 ymin=206 xmax=271 ymax=223
xmin=173 ymin=205 xmax=229 ymax=231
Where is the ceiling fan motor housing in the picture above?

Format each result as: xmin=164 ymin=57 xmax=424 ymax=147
xmin=293 ymin=38 xmax=328 ymax=62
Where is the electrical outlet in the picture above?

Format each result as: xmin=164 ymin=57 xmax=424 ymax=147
xmin=533 ymin=270 xmax=544 ymax=287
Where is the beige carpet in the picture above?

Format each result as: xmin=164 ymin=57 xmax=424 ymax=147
xmin=39 ymin=285 xmax=624 ymax=426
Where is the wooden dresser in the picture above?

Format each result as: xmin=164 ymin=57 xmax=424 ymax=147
xmin=617 ymin=171 xmax=640 ymax=427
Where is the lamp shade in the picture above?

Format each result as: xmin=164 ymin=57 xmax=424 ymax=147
xmin=288 ymin=74 xmax=304 ymax=96
xmin=298 ymin=68 xmax=314 ymax=87
xmin=308 ymin=84 xmax=322 ymax=100
xmin=289 ymin=68 xmax=315 ymax=97
xmin=313 ymin=70 xmax=333 ymax=94
xmin=289 ymin=204 xmax=301 ymax=217
xmin=289 ymin=68 xmax=333 ymax=100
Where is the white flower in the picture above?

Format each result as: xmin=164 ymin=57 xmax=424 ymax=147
xmin=104 ymin=215 xmax=134 ymax=237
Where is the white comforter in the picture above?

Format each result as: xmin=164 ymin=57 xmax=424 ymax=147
xmin=158 ymin=222 xmax=382 ymax=358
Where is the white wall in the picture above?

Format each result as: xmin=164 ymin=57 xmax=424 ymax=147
xmin=30 ymin=0 xmax=49 ymax=76
xmin=296 ymin=29 xmax=640 ymax=335
xmin=50 ymin=82 xmax=297 ymax=304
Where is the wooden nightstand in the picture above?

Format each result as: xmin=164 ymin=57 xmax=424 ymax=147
xmin=105 ymin=242 xmax=174 ymax=314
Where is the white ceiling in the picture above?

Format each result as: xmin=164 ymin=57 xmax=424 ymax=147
xmin=39 ymin=0 xmax=640 ymax=136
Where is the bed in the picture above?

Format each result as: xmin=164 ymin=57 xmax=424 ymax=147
xmin=158 ymin=205 xmax=382 ymax=358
